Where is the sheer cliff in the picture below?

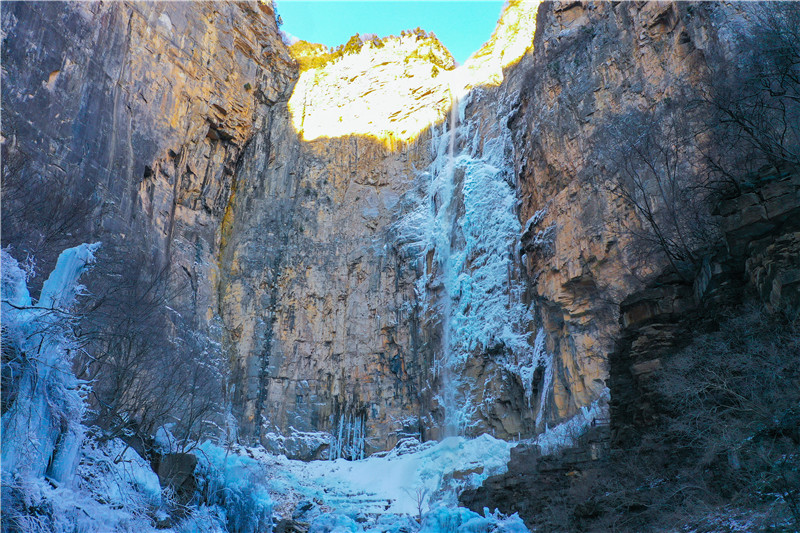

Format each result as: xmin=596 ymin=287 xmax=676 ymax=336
xmin=218 ymin=1 xmax=544 ymax=454
xmin=2 ymin=0 xmax=295 ymax=358
xmin=3 ymin=0 xmax=798 ymax=467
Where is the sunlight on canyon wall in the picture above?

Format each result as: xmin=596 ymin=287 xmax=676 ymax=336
xmin=287 ymin=0 xmax=540 ymax=145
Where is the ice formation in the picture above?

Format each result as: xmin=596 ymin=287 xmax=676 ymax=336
xmin=1 ymin=243 xmax=100 ymax=484
xmin=395 ymin=86 xmax=541 ymax=435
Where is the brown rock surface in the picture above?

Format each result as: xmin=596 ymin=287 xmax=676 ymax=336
xmin=510 ymin=1 xmax=746 ymax=425
xmin=218 ymin=0 xmax=543 ymax=449
xmin=2 ymin=0 xmax=294 ymax=344
xmin=8 ymin=0 xmax=796 ymax=462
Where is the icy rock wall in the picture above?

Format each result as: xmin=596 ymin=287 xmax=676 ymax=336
xmin=395 ymin=78 xmax=546 ymax=439
xmin=217 ymin=3 xmax=542 ymax=450
xmin=510 ymin=1 xmax=753 ymax=425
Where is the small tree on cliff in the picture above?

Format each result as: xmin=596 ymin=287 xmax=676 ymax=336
xmin=604 ymin=3 xmax=800 ymax=281
xmin=704 ymin=3 xmax=800 ymax=189
xmin=342 ymin=33 xmax=364 ymax=55
xmin=603 ymin=104 xmax=720 ymax=280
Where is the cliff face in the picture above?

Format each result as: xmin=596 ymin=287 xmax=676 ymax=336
xmin=7 ymin=0 xmax=794 ymax=462
xmin=3 ymin=0 xmax=544 ymax=455
xmin=219 ymin=1 xmax=543 ymax=453
xmin=509 ymin=1 xmax=746 ymax=424
xmin=216 ymin=105 xmax=437 ymax=454
xmin=2 ymin=0 xmax=294 ymax=335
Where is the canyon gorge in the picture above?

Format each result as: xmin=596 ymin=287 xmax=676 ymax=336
xmin=2 ymin=1 xmax=799 ymax=532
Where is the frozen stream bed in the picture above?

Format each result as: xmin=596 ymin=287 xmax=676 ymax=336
xmin=193 ymin=434 xmax=529 ymax=533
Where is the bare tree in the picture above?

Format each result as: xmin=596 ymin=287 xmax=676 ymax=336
xmin=75 ymin=249 xmax=227 ymax=458
xmin=1 ymin=109 xmax=105 ymax=288
xmin=603 ymin=106 xmax=720 ymax=280
xmin=401 ymin=486 xmax=430 ymax=524
xmin=705 ymin=4 xmax=800 ymax=189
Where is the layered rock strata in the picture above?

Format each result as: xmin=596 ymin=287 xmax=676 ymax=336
xmin=2 ymin=0 xmax=294 ymax=339
xmin=510 ymin=0 xmax=747 ymax=424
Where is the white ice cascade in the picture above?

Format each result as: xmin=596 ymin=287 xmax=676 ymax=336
xmin=1 ymin=243 xmax=100 ymax=485
xmin=330 ymin=411 xmax=367 ymax=461
xmin=397 ymin=87 xmax=540 ymax=436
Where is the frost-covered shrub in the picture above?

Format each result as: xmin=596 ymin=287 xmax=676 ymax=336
xmin=194 ymin=442 xmax=274 ymax=533
xmin=419 ymin=506 xmax=528 ymax=533
xmin=1 ymin=476 xmax=60 ymax=533
xmin=172 ymin=505 xmax=227 ymax=533
xmin=1 ymin=436 xmax=163 ymax=533
xmin=309 ymin=513 xmax=360 ymax=533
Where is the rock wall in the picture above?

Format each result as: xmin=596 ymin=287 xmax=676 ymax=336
xmin=217 ymin=0 xmax=545 ymax=453
xmin=7 ymin=0 xmax=788 ymax=459
xmin=610 ymin=167 xmax=800 ymax=438
xmin=509 ymin=0 xmax=745 ymax=425
xmin=218 ymin=0 xmax=542 ymax=450
xmin=217 ymin=112 xmax=437 ymax=453
xmin=2 ymin=0 xmax=294 ymax=334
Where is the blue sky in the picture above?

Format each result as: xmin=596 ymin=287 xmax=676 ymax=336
xmin=275 ymin=1 xmax=506 ymax=65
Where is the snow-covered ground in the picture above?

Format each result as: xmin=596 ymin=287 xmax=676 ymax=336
xmin=188 ymin=434 xmax=528 ymax=533
xmin=238 ymin=433 xmax=514 ymax=516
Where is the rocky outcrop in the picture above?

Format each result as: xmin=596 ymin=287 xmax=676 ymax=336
xmin=152 ymin=452 xmax=198 ymax=508
xmin=289 ymin=33 xmax=455 ymax=144
xmin=610 ymin=167 xmax=800 ymax=438
xmin=461 ymin=424 xmax=611 ymax=529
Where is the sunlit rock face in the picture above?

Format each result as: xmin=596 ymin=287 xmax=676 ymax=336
xmin=510 ymin=1 xmax=745 ymax=424
xmin=288 ymin=33 xmax=455 ymax=144
xmin=288 ymin=0 xmax=540 ymax=145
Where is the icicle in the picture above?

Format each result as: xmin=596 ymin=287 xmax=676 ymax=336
xmin=1 ymin=243 xmax=100 ymax=484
